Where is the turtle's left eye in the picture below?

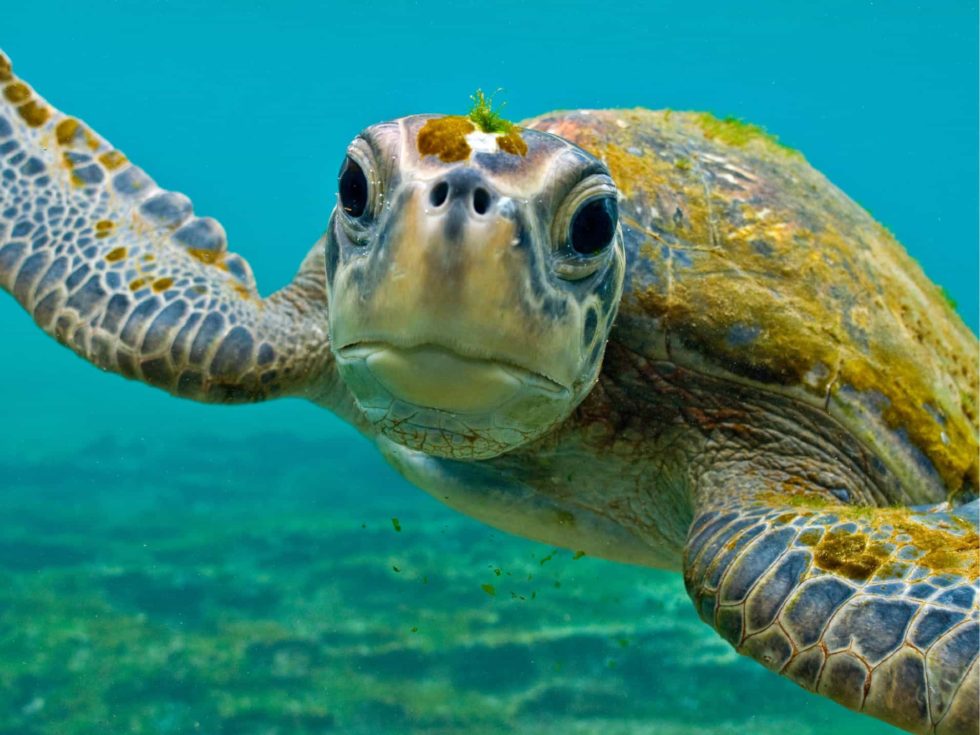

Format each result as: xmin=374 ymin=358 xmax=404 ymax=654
xmin=339 ymin=156 xmax=368 ymax=218
xmin=570 ymin=197 xmax=617 ymax=255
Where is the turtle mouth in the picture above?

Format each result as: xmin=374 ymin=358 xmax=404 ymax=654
xmin=336 ymin=341 xmax=568 ymax=414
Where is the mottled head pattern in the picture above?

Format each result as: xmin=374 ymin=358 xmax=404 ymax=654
xmin=325 ymin=115 xmax=626 ymax=459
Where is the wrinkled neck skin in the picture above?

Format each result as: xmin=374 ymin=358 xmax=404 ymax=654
xmin=371 ymin=310 xmax=916 ymax=571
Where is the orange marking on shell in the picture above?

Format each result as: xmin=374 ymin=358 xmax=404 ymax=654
xmin=56 ymin=118 xmax=80 ymax=145
xmin=17 ymin=100 xmax=50 ymax=127
xmin=3 ymin=82 xmax=30 ymax=103
xmin=417 ymin=116 xmax=475 ymax=162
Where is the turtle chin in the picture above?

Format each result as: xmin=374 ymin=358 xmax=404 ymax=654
xmin=335 ymin=342 xmax=573 ymax=460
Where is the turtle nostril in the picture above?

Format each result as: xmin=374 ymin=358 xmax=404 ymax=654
xmin=473 ymin=187 xmax=490 ymax=215
xmin=430 ymin=181 xmax=449 ymax=208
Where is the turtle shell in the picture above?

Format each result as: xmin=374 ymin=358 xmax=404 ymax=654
xmin=523 ymin=109 xmax=977 ymax=502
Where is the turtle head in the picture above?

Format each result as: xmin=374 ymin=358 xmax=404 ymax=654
xmin=325 ymin=114 xmax=625 ymax=460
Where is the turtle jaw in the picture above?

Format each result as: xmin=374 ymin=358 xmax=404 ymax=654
xmin=335 ymin=341 xmax=573 ymax=460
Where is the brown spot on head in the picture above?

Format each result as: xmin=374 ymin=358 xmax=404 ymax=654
xmin=18 ymin=100 xmax=50 ymax=127
xmin=151 ymin=277 xmax=174 ymax=293
xmin=105 ymin=246 xmax=127 ymax=262
xmin=56 ymin=118 xmax=80 ymax=145
xmin=0 ymin=54 xmax=11 ymax=82
xmin=129 ymin=277 xmax=149 ymax=291
xmin=496 ymin=130 xmax=528 ymax=156
xmin=3 ymin=82 xmax=30 ymax=103
xmin=99 ymin=150 xmax=127 ymax=170
xmin=417 ymin=116 xmax=475 ymax=162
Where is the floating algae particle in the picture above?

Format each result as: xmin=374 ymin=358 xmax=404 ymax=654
xmin=481 ymin=583 xmax=496 ymax=597
xmin=392 ymin=565 xmax=401 ymax=573
xmin=539 ymin=549 xmax=558 ymax=566
xmin=572 ymin=550 xmax=586 ymax=560
xmin=391 ymin=517 xmax=401 ymax=532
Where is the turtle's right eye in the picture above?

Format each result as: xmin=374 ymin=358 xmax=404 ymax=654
xmin=339 ymin=156 xmax=368 ymax=218
xmin=570 ymin=197 xmax=617 ymax=255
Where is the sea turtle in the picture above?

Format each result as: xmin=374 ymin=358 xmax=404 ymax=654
xmin=0 ymin=51 xmax=977 ymax=734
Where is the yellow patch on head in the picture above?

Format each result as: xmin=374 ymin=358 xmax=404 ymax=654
xmin=417 ymin=116 xmax=476 ymax=162
xmin=17 ymin=100 xmax=50 ymax=127
xmin=496 ymin=130 xmax=528 ymax=156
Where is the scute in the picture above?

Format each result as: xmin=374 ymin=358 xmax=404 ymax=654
xmin=523 ymin=109 xmax=978 ymax=501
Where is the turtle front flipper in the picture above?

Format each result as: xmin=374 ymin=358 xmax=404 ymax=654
xmin=0 ymin=50 xmax=333 ymax=403
xmin=684 ymin=474 xmax=978 ymax=734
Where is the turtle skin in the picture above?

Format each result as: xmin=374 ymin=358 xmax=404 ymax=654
xmin=1 ymin=49 xmax=977 ymax=734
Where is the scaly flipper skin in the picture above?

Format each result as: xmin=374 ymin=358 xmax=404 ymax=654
xmin=685 ymin=474 xmax=979 ymax=734
xmin=0 ymin=51 xmax=332 ymax=402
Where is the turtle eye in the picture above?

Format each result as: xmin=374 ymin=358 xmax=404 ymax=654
xmin=570 ymin=197 xmax=617 ymax=255
xmin=339 ymin=156 xmax=368 ymax=218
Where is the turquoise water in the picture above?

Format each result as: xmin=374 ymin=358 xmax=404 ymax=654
xmin=0 ymin=2 xmax=976 ymax=733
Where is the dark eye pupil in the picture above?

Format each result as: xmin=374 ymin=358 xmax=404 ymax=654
xmin=339 ymin=156 xmax=368 ymax=217
xmin=570 ymin=197 xmax=617 ymax=255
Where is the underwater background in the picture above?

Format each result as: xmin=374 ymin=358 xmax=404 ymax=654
xmin=0 ymin=1 xmax=976 ymax=733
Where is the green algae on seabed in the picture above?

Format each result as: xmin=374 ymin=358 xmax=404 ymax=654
xmin=0 ymin=434 xmax=904 ymax=735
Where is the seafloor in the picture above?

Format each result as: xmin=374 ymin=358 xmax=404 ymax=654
xmin=0 ymin=430 xmax=901 ymax=735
